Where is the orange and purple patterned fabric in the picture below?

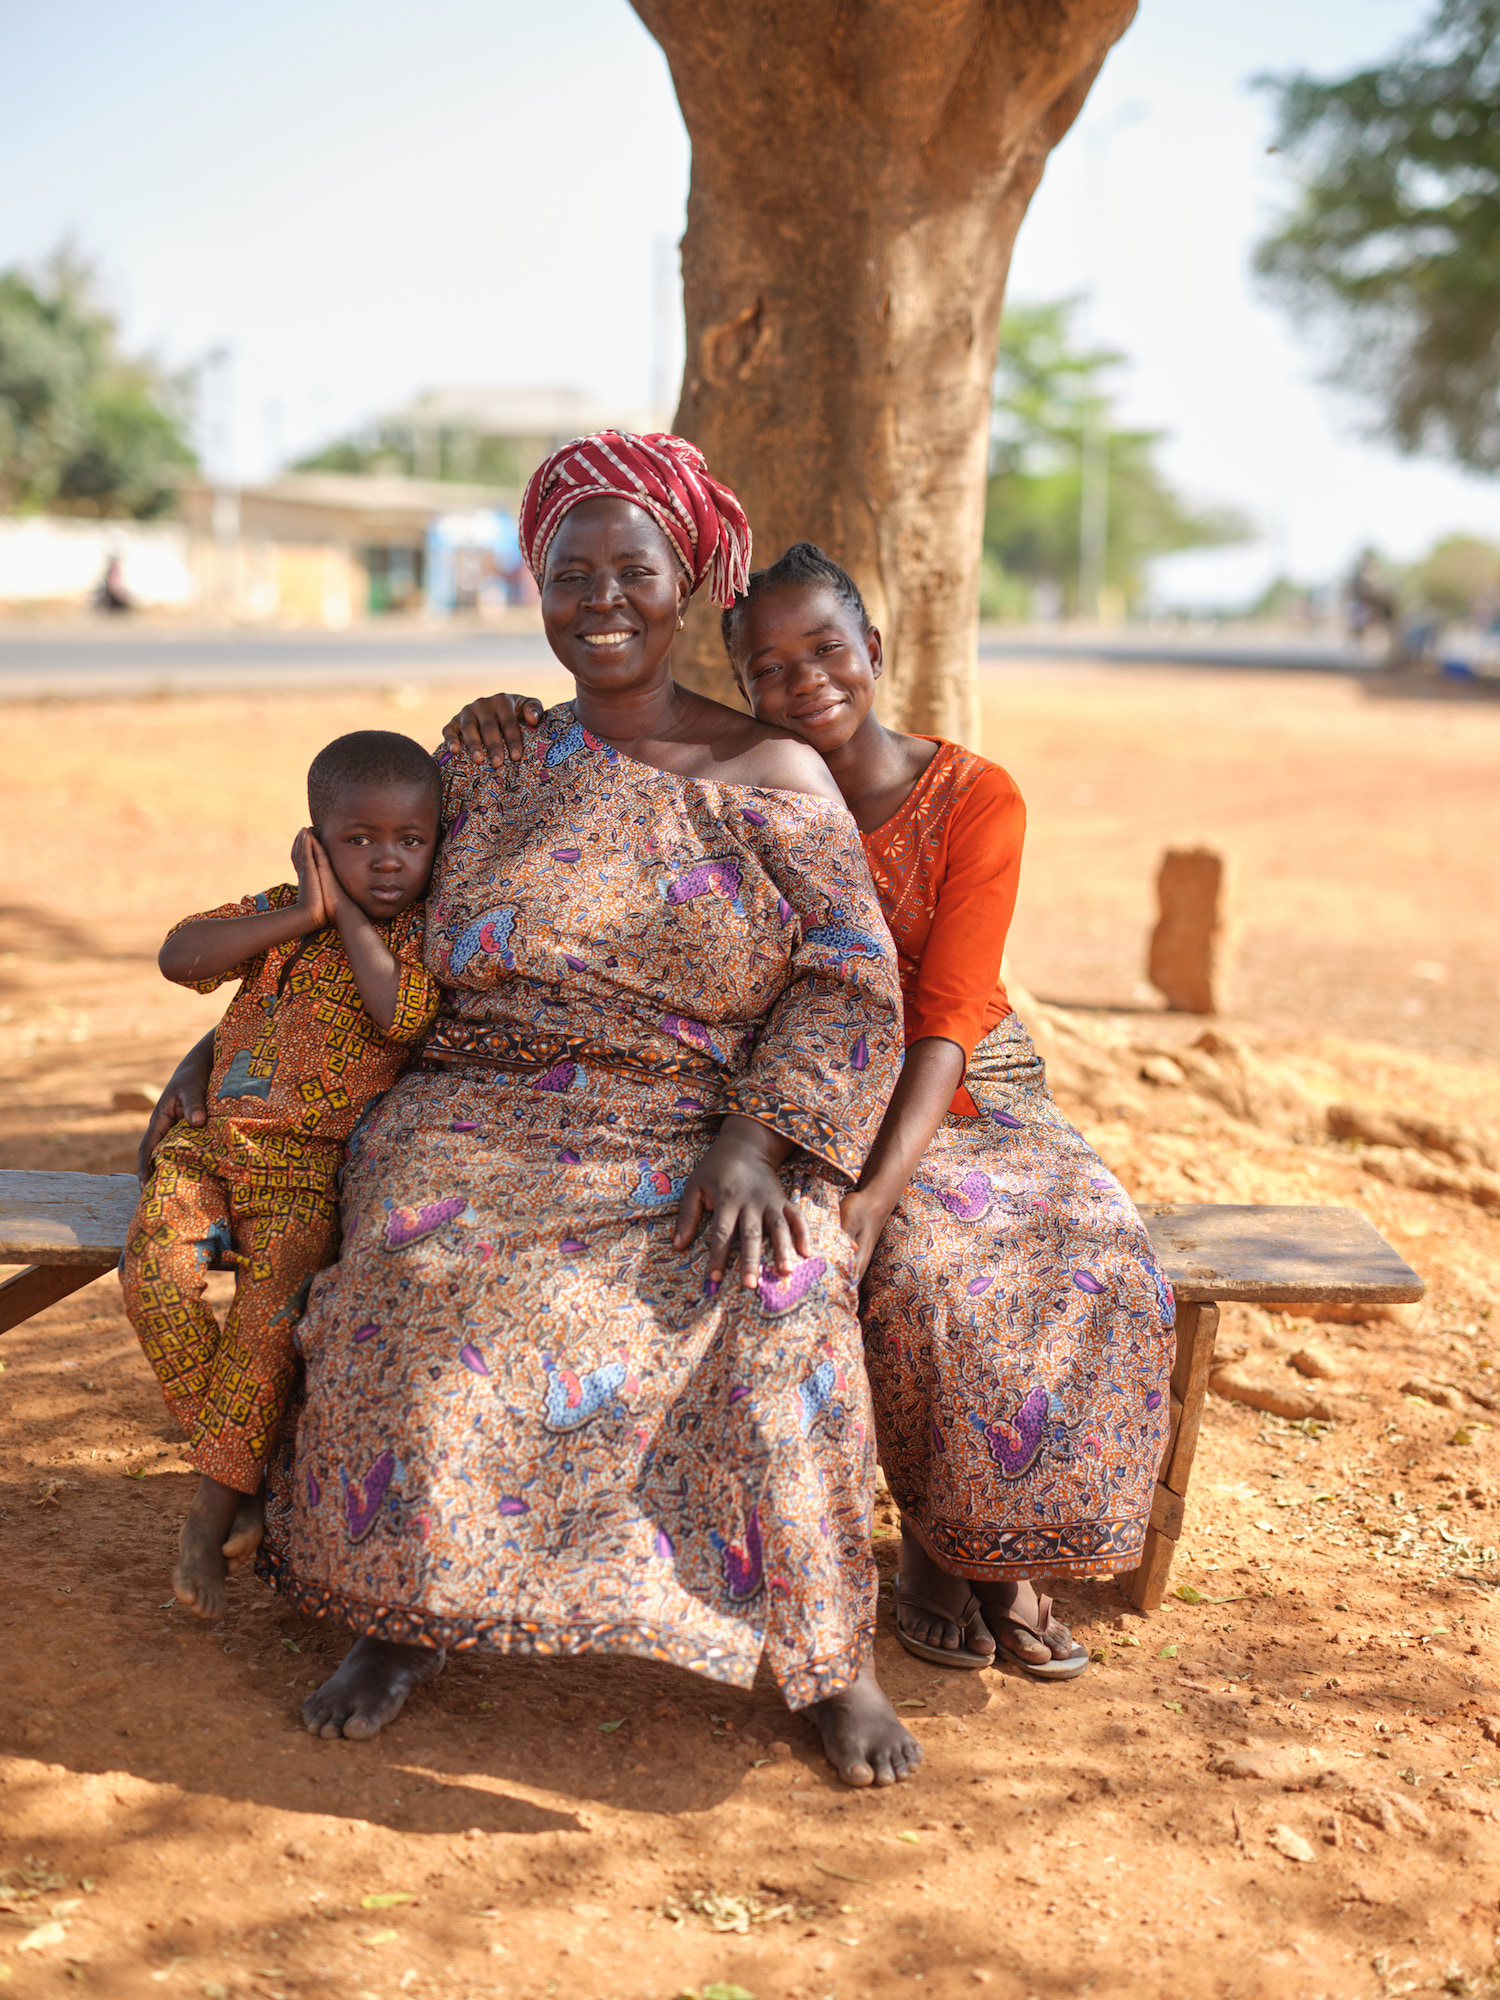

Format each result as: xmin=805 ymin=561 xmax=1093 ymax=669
xmin=259 ymin=705 xmax=903 ymax=1706
xmin=857 ymin=739 xmax=1175 ymax=1581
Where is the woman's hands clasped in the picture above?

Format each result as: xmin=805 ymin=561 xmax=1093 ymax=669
xmin=673 ymin=1115 xmax=809 ymax=1291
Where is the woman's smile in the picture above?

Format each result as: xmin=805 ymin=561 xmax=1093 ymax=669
xmin=578 ymin=628 xmax=637 ymax=651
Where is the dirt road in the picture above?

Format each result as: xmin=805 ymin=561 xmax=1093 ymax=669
xmin=3 ymin=663 xmax=1499 ymax=2000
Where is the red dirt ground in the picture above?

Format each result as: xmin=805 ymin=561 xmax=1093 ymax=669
xmin=2 ymin=661 xmax=1499 ymax=2000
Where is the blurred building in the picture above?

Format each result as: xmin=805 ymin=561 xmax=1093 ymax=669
xmin=179 ymin=472 xmax=531 ymax=623
xmin=373 ymin=387 xmax=653 ymax=488
xmin=0 ymin=386 xmax=653 ymax=623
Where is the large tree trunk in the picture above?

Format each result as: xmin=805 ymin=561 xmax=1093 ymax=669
xmin=632 ymin=0 xmax=1135 ymax=740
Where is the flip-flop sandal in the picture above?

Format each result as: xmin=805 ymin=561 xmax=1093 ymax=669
xmin=990 ymin=1591 xmax=1090 ymax=1681
xmin=893 ymin=1579 xmax=995 ymax=1669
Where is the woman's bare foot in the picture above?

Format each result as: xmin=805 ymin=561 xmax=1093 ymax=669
xmin=302 ymin=1635 xmax=445 ymax=1740
xmin=896 ymin=1528 xmax=996 ymax=1659
xmin=173 ymin=1475 xmax=251 ymax=1618
xmin=806 ymin=1664 xmax=923 ymax=1787
xmin=222 ymin=1488 xmax=265 ymax=1573
xmin=978 ymin=1578 xmax=1085 ymax=1670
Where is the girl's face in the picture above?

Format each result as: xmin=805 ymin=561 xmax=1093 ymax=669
xmin=731 ymin=584 xmax=882 ymax=755
xmin=541 ymin=495 xmax=690 ymax=691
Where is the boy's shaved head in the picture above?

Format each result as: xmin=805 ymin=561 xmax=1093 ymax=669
xmin=307 ymin=731 xmax=442 ymax=829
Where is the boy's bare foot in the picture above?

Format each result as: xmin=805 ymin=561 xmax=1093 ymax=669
xmin=896 ymin=1529 xmax=996 ymax=1659
xmin=806 ymin=1663 xmax=923 ymax=1787
xmin=223 ymin=1488 xmax=265 ymax=1572
xmin=302 ymin=1635 xmax=445 ymax=1740
xmin=173 ymin=1475 xmax=248 ymax=1618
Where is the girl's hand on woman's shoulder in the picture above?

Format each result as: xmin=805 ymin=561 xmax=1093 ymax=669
xmin=673 ymin=1115 xmax=809 ymax=1290
xmin=442 ymin=693 xmax=545 ymax=773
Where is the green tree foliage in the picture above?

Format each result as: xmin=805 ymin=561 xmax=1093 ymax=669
xmin=294 ymin=428 xmax=522 ymax=486
xmin=1254 ymin=0 xmax=1500 ymax=471
xmin=982 ymin=300 xmax=1248 ymax=616
xmin=1409 ymin=532 xmax=1500 ymax=617
xmin=0 ymin=249 xmax=196 ymax=518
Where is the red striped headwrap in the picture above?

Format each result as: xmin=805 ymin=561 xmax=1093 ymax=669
xmin=519 ymin=431 xmax=752 ymax=607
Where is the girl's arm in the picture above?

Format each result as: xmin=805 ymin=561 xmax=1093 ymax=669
xmin=839 ymin=1038 xmax=965 ymax=1277
xmin=840 ymin=766 xmax=1027 ymax=1276
xmin=443 ymin=692 xmax=545 ymax=771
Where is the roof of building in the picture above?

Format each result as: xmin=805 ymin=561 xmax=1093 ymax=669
xmin=381 ymin=386 xmax=655 ymax=437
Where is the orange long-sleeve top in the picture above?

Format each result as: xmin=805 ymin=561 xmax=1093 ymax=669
xmin=858 ymin=738 xmax=1025 ymax=1116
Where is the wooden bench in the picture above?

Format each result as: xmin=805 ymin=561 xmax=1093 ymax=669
xmin=0 ymin=1170 xmax=142 ymax=1335
xmin=2 ymin=1174 xmax=1423 ymax=1613
xmin=1120 ymin=1202 xmax=1423 ymax=1611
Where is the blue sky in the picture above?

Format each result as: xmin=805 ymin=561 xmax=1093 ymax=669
xmin=3 ymin=0 xmax=1497 ymax=602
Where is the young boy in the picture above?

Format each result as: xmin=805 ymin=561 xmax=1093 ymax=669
xmin=122 ymin=730 xmax=442 ymax=1618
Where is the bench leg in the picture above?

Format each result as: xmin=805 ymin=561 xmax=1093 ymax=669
xmin=0 ymin=1264 xmax=114 ymax=1336
xmin=1117 ymin=1301 xmax=1219 ymax=1612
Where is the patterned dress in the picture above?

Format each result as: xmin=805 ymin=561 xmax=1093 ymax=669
xmin=859 ymin=742 xmax=1175 ymax=1581
xmin=123 ymin=889 xmax=438 ymax=1494
xmin=259 ymin=704 xmax=904 ymax=1708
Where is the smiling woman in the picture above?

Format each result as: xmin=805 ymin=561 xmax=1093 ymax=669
xmin=132 ymin=431 xmax=927 ymax=1787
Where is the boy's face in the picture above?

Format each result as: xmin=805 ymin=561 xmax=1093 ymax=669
xmin=317 ymin=782 xmax=439 ymax=921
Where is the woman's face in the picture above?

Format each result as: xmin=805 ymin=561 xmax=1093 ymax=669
xmin=541 ymin=496 xmax=690 ymax=690
xmin=731 ymin=584 xmax=882 ymax=755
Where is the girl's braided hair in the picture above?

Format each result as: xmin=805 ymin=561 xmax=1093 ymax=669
xmin=720 ymin=540 xmax=872 ymax=664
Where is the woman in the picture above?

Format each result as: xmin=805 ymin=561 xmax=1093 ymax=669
xmin=144 ymin=438 xmax=920 ymax=1787
xmin=450 ymin=542 xmax=1175 ymax=1677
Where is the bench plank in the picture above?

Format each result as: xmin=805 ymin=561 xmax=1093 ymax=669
xmin=1140 ymin=1202 xmax=1423 ymax=1305
xmin=0 ymin=1170 xmax=140 ymax=1268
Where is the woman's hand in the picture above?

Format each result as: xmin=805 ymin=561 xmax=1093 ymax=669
xmin=137 ymin=1028 xmax=216 ymax=1183
xmin=838 ymin=1187 xmax=892 ymax=1282
xmin=673 ymin=1115 xmax=810 ymax=1290
xmin=441 ymin=693 xmax=545 ymax=772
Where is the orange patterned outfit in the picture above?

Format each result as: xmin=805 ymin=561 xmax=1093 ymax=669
xmin=859 ymin=742 xmax=1176 ymax=1580
xmin=122 ymin=886 xmax=440 ymax=1493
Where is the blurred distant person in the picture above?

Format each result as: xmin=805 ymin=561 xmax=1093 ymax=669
xmin=93 ymin=555 xmax=132 ymax=614
xmin=1345 ymin=551 xmax=1396 ymax=653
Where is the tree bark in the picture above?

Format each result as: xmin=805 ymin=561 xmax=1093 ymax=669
xmin=632 ymin=0 xmax=1136 ymax=739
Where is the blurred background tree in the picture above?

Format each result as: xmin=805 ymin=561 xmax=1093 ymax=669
xmin=980 ymin=299 xmax=1249 ymax=618
xmin=0 ymin=247 xmax=196 ymax=518
xmin=1407 ymin=531 xmax=1500 ymax=618
xmin=294 ymin=429 xmax=522 ymax=486
xmin=1254 ymin=0 xmax=1500 ymax=472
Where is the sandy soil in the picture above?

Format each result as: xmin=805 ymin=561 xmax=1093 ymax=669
xmin=3 ymin=662 xmax=1500 ymax=2000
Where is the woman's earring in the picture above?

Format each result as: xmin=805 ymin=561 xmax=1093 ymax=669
xmin=677 ymin=614 xmax=685 ymax=630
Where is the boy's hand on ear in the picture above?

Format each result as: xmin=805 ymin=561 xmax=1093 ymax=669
xmin=291 ymin=828 xmax=332 ymax=931
xmin=305 ymin=832 xmax=352 ymax=924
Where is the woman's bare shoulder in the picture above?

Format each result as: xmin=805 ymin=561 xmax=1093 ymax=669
xmin=673 ymin=690 xmax=837 ymax=801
